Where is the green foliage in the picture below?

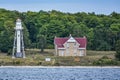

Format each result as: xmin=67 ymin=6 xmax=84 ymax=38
xmin=93 ymin=56 xmax=118 ymax=65
xmin=37 ymin=34 xmax=46 ymax=52
xmin=0 ymin=8 xmax=120 ymax=53
xmin=12 ymin=60 xmax=21 ymax=65
xmin=7 ymin=49 xmax=12 ymax=55
xmin=115 ymin=40 xmax=120 ymax=60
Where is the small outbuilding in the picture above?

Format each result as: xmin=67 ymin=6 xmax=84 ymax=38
xmin=54 ymin=35 xmax=87 ymax=56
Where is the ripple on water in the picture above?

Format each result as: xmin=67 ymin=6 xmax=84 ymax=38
xmin=0 ymin=68 xmax=120 ymax=80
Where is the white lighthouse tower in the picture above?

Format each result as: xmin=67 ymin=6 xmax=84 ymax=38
xmin=12 ymin=19 xmax=25 ymax=58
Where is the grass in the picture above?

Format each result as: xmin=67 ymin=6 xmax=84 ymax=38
xmin=0 ymin=49 xmax=119 ymax=66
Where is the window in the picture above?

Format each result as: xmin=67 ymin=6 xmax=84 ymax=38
xmin=61 ymin=51 xmax=64 ymax=56
xmin=74 ymin=43 xmax=76 ymax=48
xmin=66 ymin=49 xmax=69 ymax=56
xmin=67 ymin=43 xmax=69 ymax=48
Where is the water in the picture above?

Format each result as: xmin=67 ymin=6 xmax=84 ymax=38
xmin=0 ymin=67 xmax=120 ymax=80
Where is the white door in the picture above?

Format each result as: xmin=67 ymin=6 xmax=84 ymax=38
xmin=80 ymin=50 xmax=84 ymax=56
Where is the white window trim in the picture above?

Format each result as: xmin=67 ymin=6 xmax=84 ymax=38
xmin=58 ymin=48 xmax=65 ymax=49
xmin=78 ymin=48 xmax=86 ymax=49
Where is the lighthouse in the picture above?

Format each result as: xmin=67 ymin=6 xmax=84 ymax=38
xmin=12 ymin=19 xmax=25 ymax=58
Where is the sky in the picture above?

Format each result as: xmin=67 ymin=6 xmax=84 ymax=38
xmin=0 ymin=0 xmax=120 ymax=15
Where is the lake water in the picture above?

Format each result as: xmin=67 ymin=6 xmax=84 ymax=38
xmin=0 ymin=67 xmax=120 ymax=80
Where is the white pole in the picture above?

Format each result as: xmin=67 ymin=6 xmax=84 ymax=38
xmin=16 ymin=30 xmax=21 ymax=53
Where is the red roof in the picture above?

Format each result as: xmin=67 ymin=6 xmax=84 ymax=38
xmin=54 ymin=37 xmax=87 ymax=48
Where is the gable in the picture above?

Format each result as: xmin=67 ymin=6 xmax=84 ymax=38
xmin=67 ymin=37 xmax=76 ymax=42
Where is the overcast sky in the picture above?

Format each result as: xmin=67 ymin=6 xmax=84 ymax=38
xmin=0 ymin=0 xmax=120 ymax=15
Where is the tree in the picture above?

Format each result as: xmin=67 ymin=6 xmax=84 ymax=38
xmin=37 ymin=26 xmax=47 ymax=52
xmin=37 ymin=35 xmax=46 ymax=52
xmin=87 ymin=28 xmax=94 ymax=50
xmin=0 ymin=28 xmax=13 ymax=53
xmin=92 ymin=26 xmax=112 ymax=51
xmin=115 ymin=40 xmax=120 ymax=60
xmin=73 ymin=22 xmax=89 ymax=37
xmin=110 ymin=23 xmax=120 ymax=50
xmin=45 ymin=20 xmax=65 ymax=45
xmin=22 ymin=23 xmax=31 ymax=48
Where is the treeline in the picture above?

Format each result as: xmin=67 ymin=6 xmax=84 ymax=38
xmin=0 ymin=8 xmax=120 ymax=53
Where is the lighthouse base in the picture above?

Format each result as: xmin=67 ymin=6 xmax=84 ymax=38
xmin=16 ymin=52 xmax=23 ymax=58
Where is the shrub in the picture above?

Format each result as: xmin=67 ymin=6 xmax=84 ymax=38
xmin=54 ymin=61 xmax=60 ymax=66
xmin=7 ymin=49 xmax=12 ymax=55
xmin=37 ymin=61 xmax=42 ymax=65
xmin=0 ymin=61 xmax=4 ymax=65
xmin=46 ymin=44 xmax=54 ymax=49
xmin=93 ymin=56 xmax=118 ymax=66
xmin=12 ymin=60 xmax=21 ymax=65
xmin=102 ymin=55 xmax=109 ymax=59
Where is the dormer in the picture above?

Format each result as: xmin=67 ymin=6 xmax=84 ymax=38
xmin=63 ymin=35 xmax=78 ymax=47
xmin=67 ymin=37 xmax=76 ymax=43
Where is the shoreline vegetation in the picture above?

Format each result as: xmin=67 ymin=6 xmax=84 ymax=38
xmin=0 ymin=49 xmax=120 ymax=66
